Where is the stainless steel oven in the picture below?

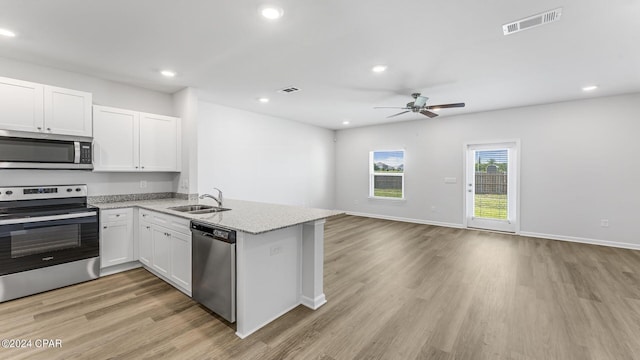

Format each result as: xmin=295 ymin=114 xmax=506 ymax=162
xmin=0 ymin=130 xmax=93 ymax=170
xmin=0 ymin=185 xmax=99 ymax=302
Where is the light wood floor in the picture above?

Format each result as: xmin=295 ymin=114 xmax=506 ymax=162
xmin=2 ymin=215 xmax=640 ymax=359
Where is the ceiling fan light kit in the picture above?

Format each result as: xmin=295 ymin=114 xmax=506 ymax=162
xmin=374 ymin=93 xmax=465 ymax=119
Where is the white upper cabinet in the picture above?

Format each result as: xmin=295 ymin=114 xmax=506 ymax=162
xmin=0 ymin=76 xmax=92 ymax=137
xmin=0 ymin=77 xmax=45 ymax=133
xmin=44 ymin=86 xmax=93 ymax=137
xmin=93 ymin=105 xmax=181 ymax=172
xmin=139 ymin=112 xmax=180 ymax=172
xmin=93 ymin=106 xmax=140 ymax=171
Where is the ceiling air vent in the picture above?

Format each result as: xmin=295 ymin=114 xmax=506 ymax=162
xmin=503 ymin=8 xmax=562 ymax=35
xmin=277 ymin=86 xmax=301 ymax=94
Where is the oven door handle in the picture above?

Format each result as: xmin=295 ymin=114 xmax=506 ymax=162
xmin=0 ymin=211 xmax=97 ymax=226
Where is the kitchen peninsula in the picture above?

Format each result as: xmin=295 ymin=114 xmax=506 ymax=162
xmin=93 ymin=197 xmax=341 ymax=338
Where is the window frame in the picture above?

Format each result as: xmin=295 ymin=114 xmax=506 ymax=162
xmin=369 ymin=149 xmax=405 ymax=200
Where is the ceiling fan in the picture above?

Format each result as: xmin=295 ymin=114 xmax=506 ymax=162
xmin=374 ymin=93 xmax=465 ymax=118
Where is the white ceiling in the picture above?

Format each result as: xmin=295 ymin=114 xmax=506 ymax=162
xmin=1 ymin=0 xmax=639 ymax=129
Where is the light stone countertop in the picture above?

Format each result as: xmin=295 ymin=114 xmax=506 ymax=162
xmin=91 ymin=198 xmax=343 ymax=235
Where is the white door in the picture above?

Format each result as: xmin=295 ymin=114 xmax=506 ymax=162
xmin=44 ymin=86 xmax=92 ymax=137
xmin=465 ymin=141 xmax=519 ymax=232
xmin=93 ymin=105 xmax=140 ymax=171
xmin=139 ymin=112 xmax=180 ymax=172
xmin=0 ymin=77 xmax=44 ymax=133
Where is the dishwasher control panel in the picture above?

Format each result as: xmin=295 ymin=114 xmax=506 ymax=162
xmin=191 ymin=221 xmax=236 ymax=243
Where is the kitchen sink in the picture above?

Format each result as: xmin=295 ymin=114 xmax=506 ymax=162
xmin=169 ymin=205 xmax=215 ymax=212
xmin=168 ymin=204 xmax=231 ymax=214
xmin=189 ymin=207 xmax=231 ymax=214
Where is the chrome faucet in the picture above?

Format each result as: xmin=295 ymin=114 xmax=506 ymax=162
xmin=199 ymin=188 xmax=223 ymax=207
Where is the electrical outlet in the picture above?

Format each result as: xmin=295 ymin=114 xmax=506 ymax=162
xmin=270 ymin=246 xmax=283 ymax=256
xmin=140 ymin=180 xmax=147 ymax=189
xmin=600 ymin=219 xmax=609 ymax=228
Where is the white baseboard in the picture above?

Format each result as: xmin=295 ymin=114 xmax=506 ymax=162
xmin=344 ymin=211 xmax=464 ymax=229
xmin=100 ymin=261 xmax=142 ymax=277
xmin=341 ymin=211 xmax=640 ymax=251
xmin=519 ymin=231 xmax=640 ymax=251
xmin=301 ymin=294 xmax=327 ymax=310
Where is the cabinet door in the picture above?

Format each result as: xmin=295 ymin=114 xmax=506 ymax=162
xmin=101 ymin=220 xmax=134 ymax=268
xmin=0 ymin=77 xmax=44 ymax=133
xmin=93 ymin=106 xmax=140 ymax=171
xmin=44 ymin=86 xmax=92 ymax=137
xmin=139 ymin=112 xmax=180 ymax=172
xmin=139 ymin=220 xmax=153 ymax=266
xmin=151 ymin=226 xmax=171 ymax=276
xmin=170 ymin=230 xmax=192 ymax=291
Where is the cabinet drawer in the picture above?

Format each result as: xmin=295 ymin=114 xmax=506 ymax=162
xmin=102 ymin=208 xmax=133 ymax=222
xmin=139 ymin=209 xmax=190 ymax=235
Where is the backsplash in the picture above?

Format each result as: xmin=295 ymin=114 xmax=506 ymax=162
xmin=88 ymin=192 xmax=198 ymax=204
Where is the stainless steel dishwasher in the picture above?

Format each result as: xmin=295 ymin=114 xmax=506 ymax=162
xmin=191 ymin=221 xmax=236 ymax=323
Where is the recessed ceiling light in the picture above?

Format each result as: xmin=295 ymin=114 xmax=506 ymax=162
xmin=261 ymin=7 xmax=284 ymax=20
xmin=258 ymin=97 xmax=270 ymax=103
xmin=371 ymin=65 xmax=387 ymax=73
xmin=160 ymin=70 xmax=176 ymax=77
xmin=0 ymin=28 xmax=16 ymax=38
xmin=432 ymin=108 xmax=441 ymax=112
xmin=342 ymin=120 xmax=350 ymax=125
xmin=582 ymin=85 xmax=598 ymax=92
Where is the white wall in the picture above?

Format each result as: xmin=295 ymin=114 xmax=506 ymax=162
xmin=197 ymin=101 xmax=335 ymax=209
xmin=172 ymin=87 xmax=199 ymax=195
xmin=0 ymin=57 xmax=177 ymax=195
xmin=336 ymin=93 xmax=640 ymax=248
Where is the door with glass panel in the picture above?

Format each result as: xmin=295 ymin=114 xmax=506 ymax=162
xmin=465 ymin=142 xmax=518 ymax=232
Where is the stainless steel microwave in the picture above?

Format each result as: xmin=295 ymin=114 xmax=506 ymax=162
xmin=0 ymin=131 xmax=93 ymax=170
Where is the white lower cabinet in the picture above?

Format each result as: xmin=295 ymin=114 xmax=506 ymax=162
xmin=100 ymin=208 xmax=134 ymax=269
xmin=169 ymin=230 xmax=192 ymax=290
xmin=138 ymin=219 xmax=153 ymax=266
xmin=151 ymin=226 xmax=171 ymax=277
xmin=138 ymin=209 xmax=192 ymax=295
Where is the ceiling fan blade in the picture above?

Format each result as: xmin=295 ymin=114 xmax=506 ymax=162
xmin=425 ymin=102 xmax=465 ymax=110
xmin=420 ymin=110 xmax=439 ymax=118
xmin=374 ymin=106 xmax=410 ymax=109
xmin=387 ymin=111 xmax=411 ymax=118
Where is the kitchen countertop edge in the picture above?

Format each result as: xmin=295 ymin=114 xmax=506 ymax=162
xmin=91 ymin=198 xmax=344 ymax=235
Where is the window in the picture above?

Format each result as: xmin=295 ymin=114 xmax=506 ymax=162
xmin=369 ymin=150 xmax=405 ymax=199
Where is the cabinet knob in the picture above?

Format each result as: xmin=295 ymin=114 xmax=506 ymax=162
xmin=47 ymin=127 xmax=51 ymax=131
xmin=103 ymin=226 xmax=107 ymax=229
xmin=141 ymin=166 xmax=145 ymax=169
xmin=135 ymin=166 xmax=139 ymax=169
xmin=37 ymin=127 xmax=42 ymax=130
xmin=146 ymin=226 xmax=150 ymax=229
xmin=116 ymin=214 xmax=120 ymax=217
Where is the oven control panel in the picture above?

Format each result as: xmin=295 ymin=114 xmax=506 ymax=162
xmin=0 ymin=185 xmax=88 ymax=201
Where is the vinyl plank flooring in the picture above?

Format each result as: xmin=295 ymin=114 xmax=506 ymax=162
xmin=2 ymin=214 xmax=640 ymax=359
